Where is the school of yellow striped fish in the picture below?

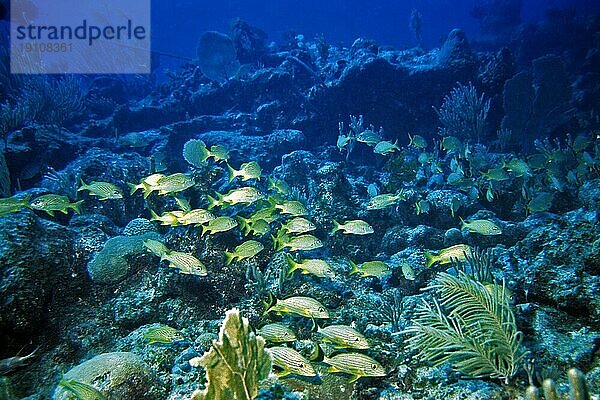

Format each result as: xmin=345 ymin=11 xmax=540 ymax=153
xmin=2 ymin=130 xmax=599 ymax=389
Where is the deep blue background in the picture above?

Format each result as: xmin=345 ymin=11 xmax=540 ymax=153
xmin=151 ymin=0 xmax=600 ymax=62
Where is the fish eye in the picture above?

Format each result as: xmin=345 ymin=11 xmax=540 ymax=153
xmin=318 ymin=307 xmax=325 ymax=312
xmin=371 ymin=364 xmax=378 ymax=370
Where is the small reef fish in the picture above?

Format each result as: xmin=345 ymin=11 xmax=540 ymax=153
xmin=485 ymin=185 xmax=495 ymax=203
xmin=408 ymin=133 xmax=427 ymax=149
xmin=0 ymin=195 xmax=31 ymax=216
xmin=249 ymin=207 xmax=279 ymax=224
xmin=226 ymin=161 xmax=262 ymax=182
xmin=237 ymin=216 xmax=270 ymax=236
xmin=317 ymin=325 xmax=369 ymax=350
xmin=460 ymin=217 xmax=502 ymax=236
xmin=274 ymin=234 xmax=323 ymax=252
xmin=367 ymin=183 xmax=379 ymax=198
xmin=207 ymin=187 xmax=264 ymax=209
xmin=267 ymin=346 xmax=316 ymax=377
xmin=356 ymin=129 xmax=382 ymax=146
xmin=224 ymin=240 xmax=264 ymax=265
xmin=322 ymin=352 xmax=386 ymax=383
xmin=348 ymin=260 xmax=391 ymax=278
xmin=415 ymin=199 xmax=430 ymax=215
xmin=257 ymin=323 xmax=297 ymax=343
xmin=285 ymin=253 xmax=335 ymax=279
xmin=30 ymin=194 xmax=82 ymax=216
xmin=201 ymin=216 xmax=238 ymax=236
xmin=151 ymin=173 xmax=195 ymax=196
xmin=481 ymin=167 xmax=509 ymax=181
xmin=373 ymin=140 xmax=400 ymax=155
xmin=450 ymin=197 xmax=461 ymax=218
xmin=58 ymin=377 xmax=106 ymax=400
xmin=176 ymin=208 xmax=215 ymax=226
xmin=161 ymin=251 xmax=207 ymax=276
xmin=424 ymin=244 xmax=472 ymax=268
xmin=127 ymin=173 xmax=165 ymax=195
xmin=367 ymin=193 xmax=404 ymax=210
xmin=502 ymin=159 xmax=532 ymax=178
xmin=118 ymin=131 xmax=153 ymax=148
xmin=149 ymin=210 xmax=180 ymax=226
xmin=440 ymin=136 xmax=462 ymax=152
xmin=331 ymin=219 xmax=374 ymax=235
xmin=143 ymin=325 xmax=186 ymax=345
xmin=143 ymin=238 xmax=170 ymax=258
xmin=281 ymin=217 xmax=316 ymax=234
xmin=265 ymin=295 xmax=330 ymax=320
xmin=527 ymin=192 xmax=553 ymax=214
xmin=267 ymin=177 xmax=291 ymax=195
xmin=204 ymin=144 xmax=230 ymax=163
xmin=337 ymin=133 xmax=355 ymax=151
xmin=401 ymin=260 xmax=416 ymax=280
xmin=77 ymin=179 xmax=123 ymax=200
xmin=273 ymin=200 xmax=308 ymax=216
xmin=192 ymin=142 xmax=230 ymax=163
xmin=447 ymin=172 xmax=464 ymax=185
xmin=527 ymin=153 xmax=548 ymax=170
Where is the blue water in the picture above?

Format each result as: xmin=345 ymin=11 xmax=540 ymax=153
xmin=152 ymin=0 xmax=600 ymax=61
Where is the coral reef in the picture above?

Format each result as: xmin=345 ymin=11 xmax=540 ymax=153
xmin=52 ymin=352 xmax=158 ymax=400
xmin=86 ymin=232 xmax=161 ymax=284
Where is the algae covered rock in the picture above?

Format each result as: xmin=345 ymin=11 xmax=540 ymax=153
xmin=52 ymin=352 xmax=157 ymax=400
xmin=190 ymin=308 xmax=271 ymax=400
xmin=86 ymin=232 xmax=160 ymax=284
xmin=0 ymin=211 xmax=74 ymax=335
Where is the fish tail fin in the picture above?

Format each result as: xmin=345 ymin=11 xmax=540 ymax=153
xmin=424 ymin=251 xmax=436 ymax=268
xmin=348 ymin=259 xmax=360 ymax=275
xmin=261 ymin=292 xmax=276 ymax=316
xmin=224 ymin=251 xmax=234 ymax=266
xmin=77 ymin=178 xmax=87 ymax=191
xmin=459 ymin=216 xmax=467 ymax=230
xmin=197 ymin=144 xmax=210 ymax=162
xmin=331 ymin=219 xmax=340 ymax=234
xmin=127 ymin=182 xmax=139 ymax=195
xmin=201 ymin=224 xmax=209 ymax=237
xmin=309 ymin=342 xmax=325 ymax=362
xmin=71 ymin=200 xmax=84 ymax=215
xmin=206 ymin=194 xmax=222 ymax=210
xmin=236 ymin=216 xmax=249 ymax=235
xmin=284 ymin=252 xmax=297 ymax=275
xmin=271 ymin=234 xmax=282 ymax=251
xmin=149 ymin=209 xmax=160 ymax=222
xmin=266 ymin=195 xmax=279 ymax=207
xmin=142 ymin=183 xmax=153 ymax=199
xmin=226 ymin=162 xmax=236 ymax=183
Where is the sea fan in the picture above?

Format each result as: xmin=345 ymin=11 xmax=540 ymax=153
xmin=403 ymin=271 xmax=524 ymax=384
xmin=183 ymin=139 xmax=207 ymax=168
